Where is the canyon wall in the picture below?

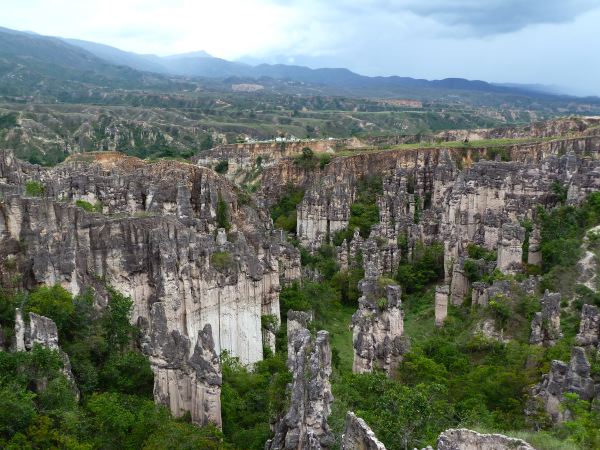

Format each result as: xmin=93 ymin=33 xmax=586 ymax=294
xmin=257 ymin=133 xmax=600 ymax=304
xmin=0 ymin=150 xmax=299 ymax=425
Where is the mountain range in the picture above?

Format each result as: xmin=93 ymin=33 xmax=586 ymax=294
xmin=0 ymin=26 xmax=598 ymax=104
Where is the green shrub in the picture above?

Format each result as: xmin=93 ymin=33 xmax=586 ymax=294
xmin=25 ymin=181 xmax=45 ymax=197
xmin=75 ymin=199 xmax=103 ymax=213
xmin=270 ymin=187 xmax=304 ymax=234
xmin=211 ymin=251 xmax=235 ymax=272
xmin=103 ymin=287 xmax=135 ymax=352
xmin=396 ymin=242 xmax=444 ymax=292
xmin=488 ymin=296 xmax=512 ymax=327
xmin=25 ymin=284 xmax=74 ymax=334
xmin=215 ymin=160 xmax=229 ymax=174
xmin=216 ymin=194 xmax=231 ymax=231
xmin=466 ymin=244 xmax=496 ymax=262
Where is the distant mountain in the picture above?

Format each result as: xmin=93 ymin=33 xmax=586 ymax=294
xmin=0 ymin=27 xmax=183 ymax=99
xmin=63 ymin=38 xmax=169 ymax=74
xmin=2 ymin=25 xmax=598 ymax=108
xmin=61 ymin=33 xmax=553 ymax=98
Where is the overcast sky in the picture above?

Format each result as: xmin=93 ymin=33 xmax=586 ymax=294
xmin=2 ymin=0 xmax=600 ymax=95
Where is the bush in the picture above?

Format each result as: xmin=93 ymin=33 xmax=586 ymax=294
xmin=215 ymin=160 xmax=229 ymax=174
xmin=26 ymin=284 xmax=74 ymax=334
xmin=270 ymin=187 xmax=304 ymax=234
xmin=211 ymin=251 xmax=235 ymax=272
xmin=103 ymin=287 xmax=135 ymax=352
xmin=216 ymin=194 xmax=231 ymax=231
xmin=75 ymin=200 xmax=103 ymax=213
xmin=396 ymin=242 xmax=444 ymax=292
xmin=25 ymin=181 xmax=45 ymax=197
xmin=99 ymin=351 xmax=154 ymax=397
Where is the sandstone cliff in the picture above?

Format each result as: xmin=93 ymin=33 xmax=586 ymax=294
xmin=0 ymin=149 xmax=299 ymax=426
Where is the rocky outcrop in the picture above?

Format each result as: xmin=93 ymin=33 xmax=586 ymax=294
xmin=259 ymin=128 xmax=600 ymax=305
xmin=14 ymin=309 xmax=78 ymax=396
xmin=527 ymin=227 xmax=542 ymax=266
xmin=194 ymin=138 xmax=362 ymax=183
xmin=577 ymin=224 xmax=600 ymax=291
xmin=266 ymin=311 xmax=334 ymax=450
xmin=576 ymin=304 xmax=600 ymax=347
xmin=528 ymin=347 xmax=599 ymax=423
xmin=352 ymin=276 xmax=407 ymax=375
xmin=341 ymin=412 xmax=386 ymax=450
xmin=530 ymin=291 xmax=562 ymax=346
xmin=435 ymin=285 xmax=449 ymax=327
xmin=471 ymin=278 xmax=538 ymax=308
xmin=139 ymin=305 xmax=222 ymax=427
xmin=496 ymin=223 xmax=525 ymax=274
xmin=0 ymin=150 xmax=298 ymax=423
xmin=15 ymin=308 xmax=60 ymax=351
xmin=437 ymin=428 xmax=535 ymax=450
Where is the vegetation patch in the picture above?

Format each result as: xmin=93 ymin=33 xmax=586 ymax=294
xmin=24 ymin=180 xmax=45 ymax=197
xmin=270 ymin=186 xmax=305 ymax=234
xmin=211 ymin=251 xmax=235 ymax=272
xmin=333 ymin=176 xmax=382 ymax=244
xmin=75 ymin=199 xmax=103 ymax=213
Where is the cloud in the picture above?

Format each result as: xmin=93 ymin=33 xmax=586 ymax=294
xmin=270 ymin=0 xmax=600 ymax=35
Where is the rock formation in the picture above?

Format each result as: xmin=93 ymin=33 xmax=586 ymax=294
xmin=527 ymin=227 xmax=542 ymax=266
xmin=437 ymin=429 xmax=535 ymax=450
xmin=434 ymin=285 xmax=449 ymax=327
xmin=139 ymin=305 xmax=222 ymax=427
xmin=496 ymin=223 xmax=525 ymax=274
xmin=14 ymin=309 xmax=78 ymax=395
xmin=266 ymin=311 xmax=334 ymax=450
xmin=341 ymin=412 xmax=386 ymax=450
xmin=530 ymin=291 xmax=562 ymax=346
xmin=576 ymin=304 xmax=600 ymax=348
xmin=528 ymin=347 xmax=599 ymax=423
xmin=0 ymin=150 xmax=299 ymax=423
xmin=257 ymin=126 xmax=600 ymax=305
xmin=352 ymin=274 xmax=407 ymax=375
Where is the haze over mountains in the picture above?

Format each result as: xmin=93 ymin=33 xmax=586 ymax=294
xmin=1 ymin=25 xmax=595 ymax=104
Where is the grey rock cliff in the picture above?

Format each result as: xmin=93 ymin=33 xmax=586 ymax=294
xmin=266 ymin=311 xmax=334 ymax=450
xmin=530 ymin=291 xmax=562 ymax=346
xmin=528 ymin=346 xmax=599 ymax=423
xmin=437 ymin=428 xmax=535 ymax=450
xmin=341 ymin=412 xmax=386 ymax=450
xmin=259 ymin=129 xmax=600 ymax=305
xmin=576 ymin=304 xmax=600 ymax=348
xmin=0 ymin=150 xmax=299 ymax=425
xmin=14 ymin=309 xmax=78 ymax=396
xmin=139 ymin=305 xmax=222 ymax=426
xmin=352 ymin=276 xmax=407 ymax=375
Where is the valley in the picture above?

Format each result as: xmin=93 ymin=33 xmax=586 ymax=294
xmin=0 ymin=21 xmax=600 ymax=450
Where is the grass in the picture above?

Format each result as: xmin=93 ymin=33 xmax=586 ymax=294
xmin=315 ymin=304 xmax=355 ymax=373
xmin=333 ymin=136 xmax=553 ymax=157
xmin=75 ymin=199 xmax=103 ymax=213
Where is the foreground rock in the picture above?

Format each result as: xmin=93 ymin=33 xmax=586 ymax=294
xmin=437 ymin=429 xmax=535 ymax=450
xmin=351 ymin=272 xmax=407 ymax=375
xmin=140 ymin=306 xmax=222 ymax=427
xmin=576 ymin=304 xmax=600 ymax=348
xmin=530 ymin=291 xmax=562 ymax=346
xmin=341 ymin=412 xmax=386 ymax=450
xmin=14 ymin=309 xmax=78 ymax=397
xmin=266 ymin=311 xmax=334 ymax=450
xmin=528 ymin=346 xmax=599 ymax=423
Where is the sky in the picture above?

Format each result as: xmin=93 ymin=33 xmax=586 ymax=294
xmin=1 ymin=0 xmax=600 ymax=95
